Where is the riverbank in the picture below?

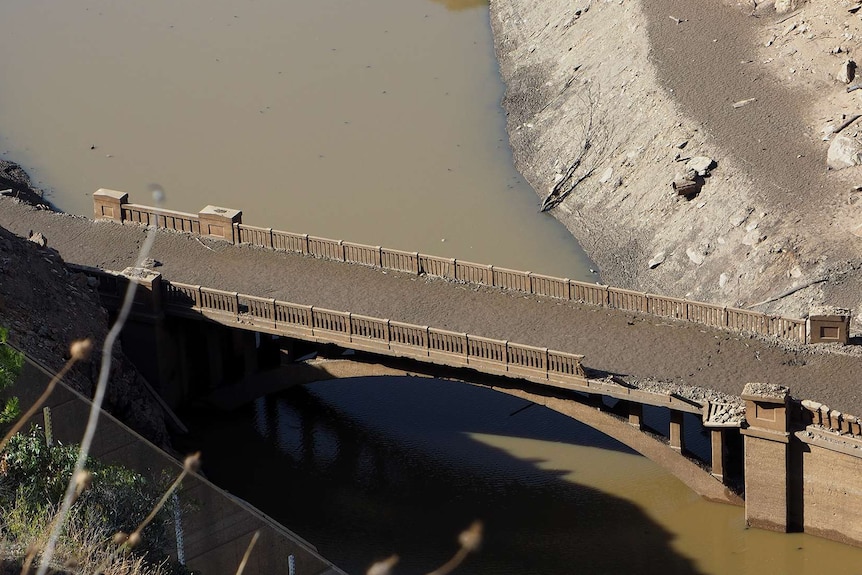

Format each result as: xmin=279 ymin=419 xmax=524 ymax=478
xmin=489 ymin=0 xmax=862 ymax=333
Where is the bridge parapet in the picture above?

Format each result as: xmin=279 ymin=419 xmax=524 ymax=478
xmin=91 ymin=192 xmax=844 ymax=344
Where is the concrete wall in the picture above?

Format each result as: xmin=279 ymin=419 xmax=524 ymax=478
xmin=795 ymin=430 xmax=862 ymax=546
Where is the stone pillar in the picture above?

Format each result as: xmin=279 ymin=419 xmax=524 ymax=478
xmin=669 ymin=409 xmax=684 ymax=451
xmin=93 ymin=189 xmax=128 ymax=222
xmin=628 ymin=402 xmax=643 ymax=429
xmin=198 ymin=205 xmax=242 ymax=243
xmin=808 ymin=313 xmax=851 ymax=344
xmin=741 ymin=383 xmax=791 ymax=532
xmin=120 ymin=267 xmax=162 ymax=318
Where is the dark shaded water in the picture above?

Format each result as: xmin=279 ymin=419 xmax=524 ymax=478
xmin=179 ymin=376 xmax=862 ymax=575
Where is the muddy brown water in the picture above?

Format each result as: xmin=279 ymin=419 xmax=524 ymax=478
xmin=0 ymin=0 xmax=591 ymax=279
xmin=3 ymin=0 xmax=862 ymax=573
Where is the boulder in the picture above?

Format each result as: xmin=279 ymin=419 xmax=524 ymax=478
xmin=838 ymin=60 xmax=857 ymax=84
xmin=648 ymin=251 xmax=666 ymax=269
xmin=774 ymin=0 xmax=801 ymax=13
xmin=686 ymin=247 xmax=704 ymax=265
xmin=827 ymin=134 xmax=862 ymax=170
xmin=685 ymin=156 xmax=715 ymax=176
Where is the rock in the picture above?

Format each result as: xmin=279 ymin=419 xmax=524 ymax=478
xmin=838 ymin=60 xmax=857 ymax=84
xmin=648 ymin=251 xmax=666 ymax=269
xmin=672 ymin=171 xmax=702 ymax=197
xmin=27 ymin=231 xmax=46 ymax=247
xmin=742 ymin=230 xmax=766 ymax=246
xmin=729 ymin=212 xmax=749 ymax=227
xmin=719 ymin=273 xmax=729 ymax=288
xmin=686 ymin=247 xmax=704 ymax=265
xmin=745 ymin=220 xmax=759 ymax=232
xmin=685 ymin=156 xmax=715 ymax=176
xmin=827 ymin=133 xmax=862 ymax=170
xmin=599 ymin=167 xmax=614 ymax=184
xmin=774 ymin=0 xmax=799 ymax=13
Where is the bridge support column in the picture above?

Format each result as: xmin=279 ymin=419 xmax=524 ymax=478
xmin=628 ymin=402 xmax=643 ymax=429
xmin=740 ymin=383 xmax=791 ymax=532
xmin=669 ymin=409 xmax=684 ymax=452
xmin=710 ymin=429 xmax=726 ymax=481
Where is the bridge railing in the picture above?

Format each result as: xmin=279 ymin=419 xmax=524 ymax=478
xmin=95 ymin=193 xmax=811 ymax=343
xmin=71 ymin=264 xmax=708 ymax=414
xmin=121 ymin=204 xmax=201 ymax=234
xmin=160 ymin=279 xmax=589 ymax=385
xmin=232 ymin=224 xmax=809 ymax=343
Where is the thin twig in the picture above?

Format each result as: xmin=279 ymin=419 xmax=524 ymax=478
xmin=746 ymin=278 xmax=827 ymax=308
xmin=835 ymin=114 xmax=861 ymax=134
xmin=235 ymin=531 xmax=260 ymax=575
xmin=35 ymin=189 xmax=164 ymax=575
xmin=773 ymin=8 xmax=802 ymax=26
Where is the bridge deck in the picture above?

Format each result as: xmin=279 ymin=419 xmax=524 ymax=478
xmin=2 ymin=196 xmax=862 ymax=414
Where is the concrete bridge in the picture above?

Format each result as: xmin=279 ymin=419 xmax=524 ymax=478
xmin=3 ymin=191 xmax=862 ymax=547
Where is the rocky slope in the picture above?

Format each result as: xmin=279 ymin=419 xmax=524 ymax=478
xmin=0 ymin=180 xmax=170 ymax=448
xmin=490 ymin=0 xmax=862 ymax=332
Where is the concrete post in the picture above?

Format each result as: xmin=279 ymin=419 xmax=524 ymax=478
xmin=740 ymin=383 xmax=791 ymax=532
xmin=669 ymin=409 xmax=684 ymax=451
xmin=93 ymin=189 xmax=128 ymax=222
xmin=198 ymin=205 xmax=242 ymax=243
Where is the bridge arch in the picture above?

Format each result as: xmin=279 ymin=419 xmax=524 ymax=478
xmin=276 ymin=356 xmax=743 ymax=506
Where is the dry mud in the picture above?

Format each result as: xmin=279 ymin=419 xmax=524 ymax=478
xmin=490 ymin=0 xmax=862 ymax=332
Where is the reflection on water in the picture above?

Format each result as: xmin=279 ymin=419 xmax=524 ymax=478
xmin=429 ymin=0 xmax=489 ymax=11
xmin=178 ymin=377 xmax=862 ymax=575
xmin=0 ymin=0 xmax=592 ymax=279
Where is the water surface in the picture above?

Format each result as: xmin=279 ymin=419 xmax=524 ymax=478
xmin=0 ymin=0 xmax=592 ymax=278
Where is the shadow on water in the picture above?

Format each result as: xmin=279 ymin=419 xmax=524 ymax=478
xmin=177 ymin=377 xmax=705 ymax=575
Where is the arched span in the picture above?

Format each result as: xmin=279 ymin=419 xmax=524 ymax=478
xmin=281 ymin=357 xmax=743 ymax=506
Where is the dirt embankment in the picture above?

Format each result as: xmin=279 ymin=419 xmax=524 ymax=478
xmin=0 ymin=174 xmax=170 ymax=448
xmin=490 ymin=0 xmax=862 ymax=332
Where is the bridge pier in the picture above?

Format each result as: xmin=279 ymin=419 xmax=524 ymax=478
xmin=740 ymin=384 xmax=791 ymax=532
xmin=710 ymin=429 xmax=726 ymax=482
xmin=669 ymin=409 xmax=685 ymax=452
xmin=628 ymin=402 xmax=643 ymax=429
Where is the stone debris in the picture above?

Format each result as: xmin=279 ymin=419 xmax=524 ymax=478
xmin=827 ymin=133 xmax=862 ymax=170
xmin=837 ymin=60 xmax=857 ymax=84
xmin=672 ymin=173 xmax=701 ymax=198
xmin=599 ymin=167 xmax=614 ymax=184
xmin=742 ymin=382 xmax=789 ymax=399
xmin=742 ymin=230 xmax=766 ymax=246
xmin=732 ymin=98 xmax=756 ymax=109
xmin=774 ymin=0 xmax=800 ymax=14
xmin=686 ymin=247 xmax=705 ymax=265
xmin=719 ymin=272 xmax=729 ymax=288
xmin=647 ymin=251 xmax=666 ymax=269
xmin=685 ymin=155 xmax=715 ymax=176
xmin=27 ymin=230 xmax=46 ymax=247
